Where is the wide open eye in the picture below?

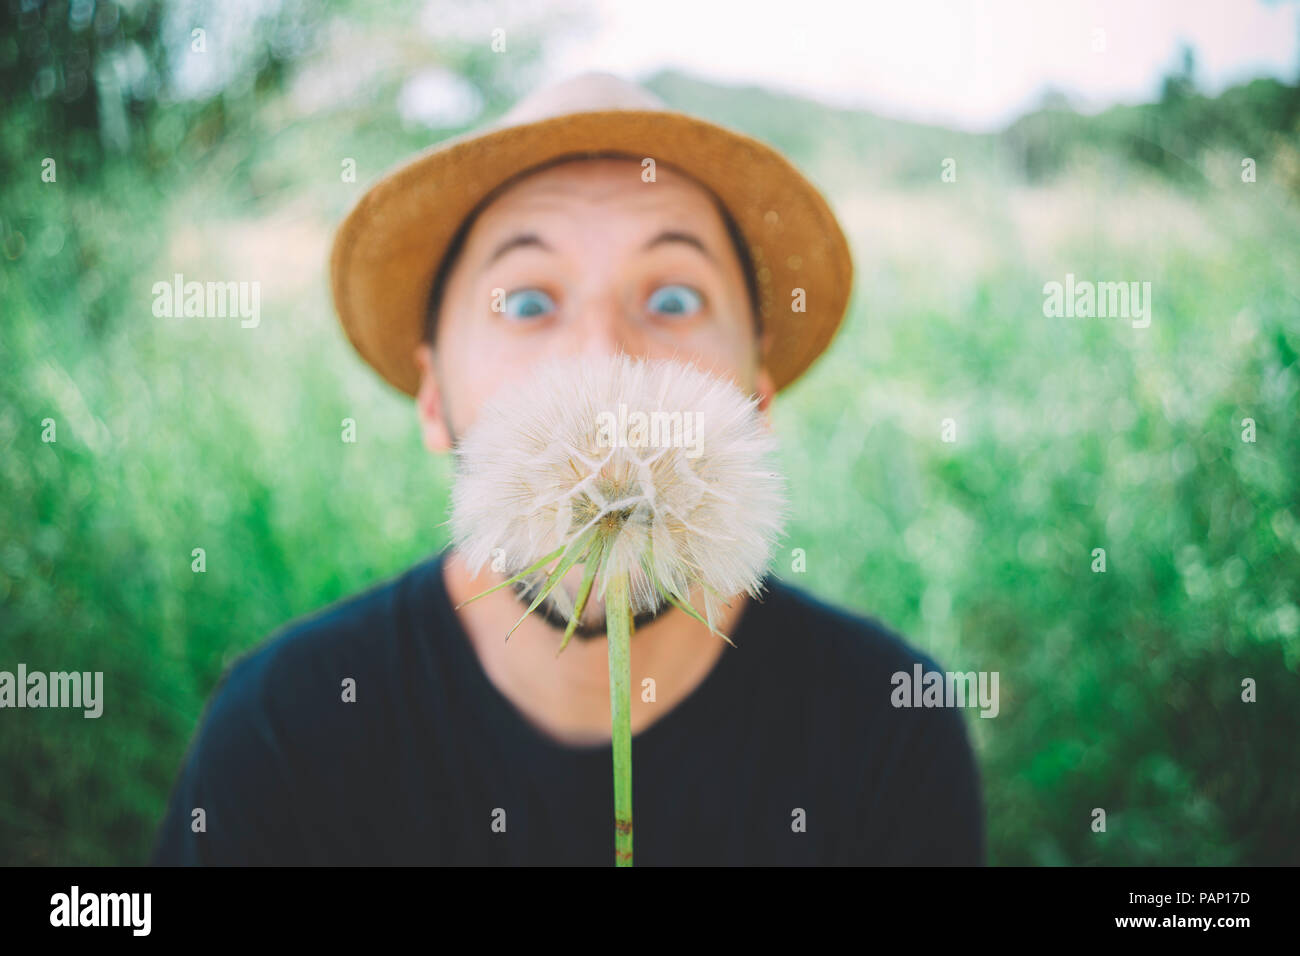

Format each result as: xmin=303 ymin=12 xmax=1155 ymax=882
xmin=502 ymin=288 xmax=556 ymax=321
xmin=646 ymin=283 xmax=704 ymax=318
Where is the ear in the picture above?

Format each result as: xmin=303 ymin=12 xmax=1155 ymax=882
xmin=755 ymin=365 xmax=777 ymax=417
xmin=754 ymin=323 xmax=777 ymax=416
xmin=414 ymin=343 xmax=453 ymax=452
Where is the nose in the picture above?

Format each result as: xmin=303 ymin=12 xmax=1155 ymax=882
xmin=572 ymin=289 xmax=645 ymax=361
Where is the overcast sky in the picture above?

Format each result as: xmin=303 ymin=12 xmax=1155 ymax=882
xmin=539 ymin=0 xmax=1300 ymax=131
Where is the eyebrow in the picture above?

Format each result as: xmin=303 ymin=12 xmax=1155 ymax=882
xmin=483 ymin=233 xmax=552 ymax=270
xmin=641 ymin=230 xmax=716 ymax=262
xmin=480 ymin=229 xmax=717 ymax=273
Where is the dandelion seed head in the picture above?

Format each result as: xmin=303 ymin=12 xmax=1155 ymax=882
xmin=450 ymin=354 xmax=787 ymax=624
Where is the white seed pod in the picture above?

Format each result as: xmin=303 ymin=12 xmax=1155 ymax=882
xmin=449 ymin=354 xmax=787 ymax=627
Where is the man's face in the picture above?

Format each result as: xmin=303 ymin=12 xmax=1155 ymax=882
xmin=415 ymin=156 xmax=775 ymax=633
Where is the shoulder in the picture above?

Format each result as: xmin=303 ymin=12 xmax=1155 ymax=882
xmin=743 ymin=576 xmax=948 ymax=684
xmin=151 ymin=553 xmax=447 ymax=864
xmin=219 ymin=552 xmax=444 ymax=705
xmin=739 ymin=575 xmax=971 ymax=749
xmin=743 ymin=577 xmax=986 ymax=862
xmin=192 ymin=552 xmax=446 ymax=766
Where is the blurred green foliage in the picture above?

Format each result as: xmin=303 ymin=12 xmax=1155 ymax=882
xmin=1 ymin=1 xmax=1297 ymax=865
xmin=1004 ymin=46 xmax=1300 ymax=187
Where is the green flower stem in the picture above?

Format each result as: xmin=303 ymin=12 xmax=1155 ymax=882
xmin=605 ymin=570 xmax=634 ymax=867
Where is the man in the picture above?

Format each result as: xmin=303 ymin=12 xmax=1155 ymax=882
xmin=152 ymin=72 xmax=984 ymax=865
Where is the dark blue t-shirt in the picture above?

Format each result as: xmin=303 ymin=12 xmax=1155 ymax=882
xmin=151 ymin=550 xmax=985 ymax=865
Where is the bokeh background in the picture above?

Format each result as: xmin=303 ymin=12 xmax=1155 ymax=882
xmin=2 ymin=0 xmax=1298 ymax=865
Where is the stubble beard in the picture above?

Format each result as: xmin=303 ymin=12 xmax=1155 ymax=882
xmin=510 ymin=576 xmax=669 ymax=640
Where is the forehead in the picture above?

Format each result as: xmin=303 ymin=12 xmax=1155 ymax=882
xmin=462 ymin=156 xmax=732 ymax=249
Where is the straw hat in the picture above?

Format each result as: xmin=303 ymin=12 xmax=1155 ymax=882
xmin=329 ymin=71 xmax=854 ymax=395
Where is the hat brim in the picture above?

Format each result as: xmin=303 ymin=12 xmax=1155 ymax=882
xmin=329 ymin=108 xmax=854 ymax=396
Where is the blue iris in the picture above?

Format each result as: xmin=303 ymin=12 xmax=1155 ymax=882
xmin=503 ymin=288 xmax=555 ymax=320
xmin=647 ymin=284 xmax=702 ymax=317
